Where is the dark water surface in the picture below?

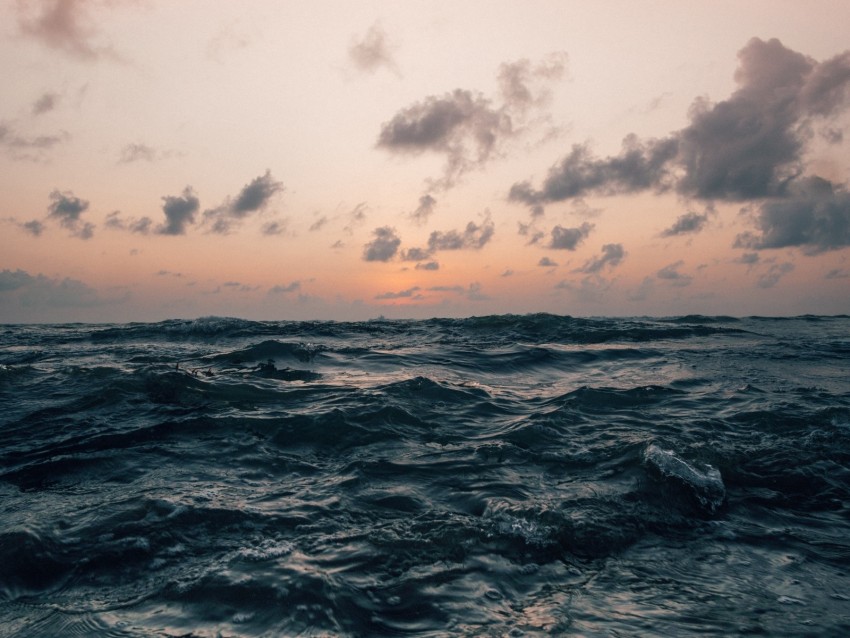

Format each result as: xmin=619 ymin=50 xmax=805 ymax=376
xmin=1 ymin=314 xmax=849 ymax=636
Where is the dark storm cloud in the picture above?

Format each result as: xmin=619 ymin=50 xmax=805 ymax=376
xmin=203 ymin=171 xmax=284 ymax=234
xmin=734 ymin=177 xmax=850 ymax=253
xmin=158 ymin=186 xmax=199 ymax=236
xmin=549 ymin=222 xmax=593 ymax=250
xmin=349 ymin=22 xmax=398 ymax=74
xmin=661 ymin=208 xmax=712 ymax=237
xmin=656 ymin=260 xmax=693 ymax=286
xmin=363 ymin=226 xmax=401 ymax=262
xmin=14 ymin=0 xmax=129 ymax=61
xmin=409 ymin=194 xmax=437 ymax=224
xmin=32 ymin=92 xmax=60 ymax=115
xmin=509 ymin=38 xmax=850 ymax=212
xmin=375 ymin=286 xmax=421 ymax=300
xmin=576 ymin=243 xmax=625 ymax=274
xmin=377 ymin=89 xmax=511 ymax=188
xmin=427 ymin=216 xmax=495 ymax=252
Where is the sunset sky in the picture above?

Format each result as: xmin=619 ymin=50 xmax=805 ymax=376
xmin=2 ymin=0 xmax=849 ymax=322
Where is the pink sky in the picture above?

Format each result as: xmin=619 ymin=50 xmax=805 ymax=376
xmin=1 ymin=0 xmax=849 ymax=322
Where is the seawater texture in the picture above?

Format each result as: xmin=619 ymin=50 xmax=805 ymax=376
xmin=1 ymin=314 xmax=849 ymax=637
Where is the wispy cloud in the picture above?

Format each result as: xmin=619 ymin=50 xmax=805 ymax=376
xmin=349 ymin=22 xmax=399 ymax=75
xmin=203 ymin=171 xmax=284 ymax=234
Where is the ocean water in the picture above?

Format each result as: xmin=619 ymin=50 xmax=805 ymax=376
xmin=1 ymin=314 xmax=849 ymax=637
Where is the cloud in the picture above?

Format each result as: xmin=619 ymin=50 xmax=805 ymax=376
xmin=509 ymin=38 xmax=850 ymax=211
xmin=825 ymin=268 xmax=850 ymax=279
xmin=734 ymin=177 xmax=850 ymax=254
xmin=576 ymin=243 xmax=626 ymax=274
xmin=538 ymin=257 xmax=558 ymax=267
xmin=203 ymin=171 xmax=284 ymax=234
xmin=14 ymin=0 xmax=130 ymax=61
xmin=497 ymin=52 xmax=569 ymax=115
xmin=0 ymin=121 xmax=70 ymax=160
xmin=550 ymin=222 xmax=593 ymax=250
xmin=415 ymin=261 xmax=439 ymax=271
xmin=269 ymin=281 xmax=301 ymax=294
xmin=656 ymin=260 xmax=693 ymax=286
xmin=309 ymin=215 xmax=329 ymax=232
xmin=105 ymin=210 xmax=151 ymax=234
xmin=0 ymin=268 xmax=125 ymax=312
xmin=429 ymin=282 xmax=488 ymax=301
xmin=343 ymin=202 xmax=368 ymax=234
xmin=757 ymin=261 xmax=795 ymax=288
xmin=661 ymin=207 xmax=713 ymax=237
xmin=363 ymin=226 xmax=401 ymax=262
xmin=735 ymin=252 xmax=760 ymax=267
xmin=377 ymin=89 xmax=511 ymax=188
xmin=118 ymin=143 xmax=158 ymax=164
xmin=401 ymin=247 xmax=432 ymax=261
xmin=349 ymin=22 xmax=398 ymax=75
xmin=32 ymin=92 xmax=60 ymax=115
xmin=158 ymin=186 xmax=199 ymax=236
xmin=261 ymin=220 xmax=288 ymax=236
xmin=375 ymin=286 xmax=421 ymax=300
xmin=409 ymin=194 xmax=437 ymax=224
xmin=20 ymin=220 xmax=46 ymax=236
xmin=46 ymin=188 xmax=94 ymax=238
xmin=518 ymin=221 xmax=545 ymax=245
xmin=509 ymin=136 xmax=678 ymax=207
xmin=427 ymin=216 xmax=495 ymax=251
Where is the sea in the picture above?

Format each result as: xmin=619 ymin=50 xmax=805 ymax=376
xmin=1 ymin=314 xmax=848 ymax=637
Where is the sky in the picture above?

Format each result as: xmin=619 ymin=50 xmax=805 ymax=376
xmin=1 ymin=0 xmax=849 ymax=322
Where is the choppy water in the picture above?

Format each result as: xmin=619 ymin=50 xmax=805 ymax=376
xmin=1 ymin=314 xmax=849 ymax=637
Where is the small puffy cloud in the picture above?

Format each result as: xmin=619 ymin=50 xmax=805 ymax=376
xmin=734 ymin=177 xmax=850 ymax=254
xmin=349 ymin=22 xmax=398 ymax=74
xmin=261 ymin=220 xmax=288 ymax=236
xmin=415 ymin=261 xmax=439 ymax=271
xmin=577 ymin=243 xmax=626 ymax=274
xmin=410 ymin=194 xmax=437 ymax=224
xmin=269 ymin=281 xmax=301 ymax=294
xmin=501 ymin=269 xmax=514 ymax=277
xmin=735 ymin=252 xmax=760 ymax=268
xmin=20 ymin=220 xmax=46 ymax=236
xmin=158 ymin=186 xmax=199 ymax=236
xmin=661 ymin=207 xmax=713 ymax=237
xmin=757 ymin=261 xmax=795 ymax=288
xmin=538 ymin=257 xmax=558 ymax=267
xmin=363 ymin=226 xmax=401 ymax=262
xmin=550 ymin=221 xmax=593 ymax=250
xmin=656 ymin=260 xmax=693 ymax=286
xmin=401 ymin=247 xmax=432 ymax=261
xmin=377 ymin=89 xmax=510 ymax=188
xmin=105 ymin=210 xmax=152 ymax=234
xmin=518 ymin=221 xmax=545 ymax=245
xmin=46 ymin=188 xmax=94 ymax=238
xmin=375 ymin=286 xmax=421 ymax=300
xmin=32 ymin=92 xmax=60 ymax=115
xmin=428 ymin=216 xmax=495 ymax=251
xmin=204 ymin=171 xmax=284 ymax=234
